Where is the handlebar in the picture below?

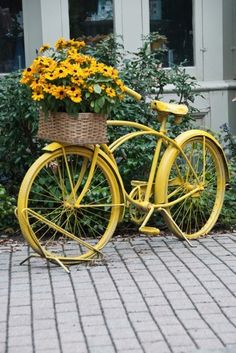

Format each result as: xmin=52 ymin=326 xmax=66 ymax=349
xmin=124 ymin=86 xmax=142 ymax=101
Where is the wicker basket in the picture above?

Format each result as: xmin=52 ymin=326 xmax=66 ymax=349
xmin=37 ymin=111 xmax=108 ymax=145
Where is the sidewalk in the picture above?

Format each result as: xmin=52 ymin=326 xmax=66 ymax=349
xmin=1 ymin=233 xmax=236 ymax=353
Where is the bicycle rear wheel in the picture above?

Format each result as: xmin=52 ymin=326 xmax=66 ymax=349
xmin=18 ymin=146 xmax=121 ymax=263
xmin=156 ymin=135 xmax=226 ymax=239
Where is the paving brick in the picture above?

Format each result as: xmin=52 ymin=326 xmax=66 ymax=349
xmin=88 ymin=346 xmax=116 ymax=353
xmin=9 ymin=325 xmax=32 ymax=337
xmin=87 ymin=334 xmax=112 ymax=347
xmin=1 ymin=234 xmax=236 ymax=353
xmin=8 ymin=346 xmax=33 ymax=353
xmin=142 ymin=340 xmax=171 ymax=353
xmin=138 ymin=329 xmax=164 ymax=343
xmin=8 ymin=335 xmax=32 ymax=347
xmin=161 ymin=324 xmax=187 ymax=336
xmin=195 ymin=338 xmax=225 ymax=350
xmin=113 ymin=337 xmax=141 ymax=351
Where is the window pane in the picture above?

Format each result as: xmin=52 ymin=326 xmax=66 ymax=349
xmin=0 ymin=0 xmax=25 ymax=73
xmin=150 ymin=0 xmax=193 ymax=66
xmin=69 ymin=0 xmax=113 ymax=38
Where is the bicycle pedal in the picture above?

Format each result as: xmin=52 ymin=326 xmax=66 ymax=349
xmin=139 ymin=226 xmax=160 ymax=236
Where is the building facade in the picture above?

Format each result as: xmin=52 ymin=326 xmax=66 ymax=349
xmin=1 ymin=0 xmax=236 ymax=132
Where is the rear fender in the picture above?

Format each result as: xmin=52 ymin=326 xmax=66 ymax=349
xmin=155 ymin=129 xmax=229 ymax=204
xmin=168 ymin=130 xmax=229 ymax=180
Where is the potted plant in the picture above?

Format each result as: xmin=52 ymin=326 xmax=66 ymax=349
xmin=20 ymin=38 xmax=125 ymax=144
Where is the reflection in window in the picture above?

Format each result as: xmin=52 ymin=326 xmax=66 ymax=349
xmin=69 ymin=0 xmax=113 ymax=38
xmin=0 ymin=0 xmax=25 ymax=73
xmin=149 ymin=0 xmax=193 ymax=66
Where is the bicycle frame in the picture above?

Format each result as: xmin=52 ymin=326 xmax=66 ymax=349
xmin=42 ymin=113 xmax=228 ymax=216
xmin=103 ymin=118 xmax=203 ymax=210
xmin=16 ymin=83 xmax=230 ymax=271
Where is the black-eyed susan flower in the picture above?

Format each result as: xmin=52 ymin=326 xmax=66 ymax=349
xmin=39 ymin=44 xmax=50 ymax=53
xmin=20 ymin=38 xmax=125 ymax=115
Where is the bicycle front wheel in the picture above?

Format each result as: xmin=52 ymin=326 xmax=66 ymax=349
xmin=157 ymin=135 xmax=226 ymax=239
xmin=18 ymin=146 xmax=121 ymax=263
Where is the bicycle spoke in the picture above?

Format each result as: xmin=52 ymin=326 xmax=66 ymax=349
xmin=165 ymin=137 xmax=225 ymax=238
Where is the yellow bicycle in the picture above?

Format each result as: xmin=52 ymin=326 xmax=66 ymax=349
xmin=17 ymin=87 xmax=229 ymax=272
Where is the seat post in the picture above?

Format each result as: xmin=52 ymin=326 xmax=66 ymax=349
xmin=158 ymin=112 xmax=168 ymax=134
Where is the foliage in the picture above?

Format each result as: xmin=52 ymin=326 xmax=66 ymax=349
xmin=218 ymin=124 xmax=236 ymax=228
xmin=101 ymin=33 xmax=197 ymax=192
xmin=82 ymin=34 xmax=124 ymax=67
xmin=20 ymin=38 xmax=125 ymax=116
xmin=0 ymin=33 xmax=199 ymax=232
xmin=0 ymin=184 xmax=16 ymax=231
xmin=2 ymin=33 xmax=235 ymax=233
xmin=0 ymin=71 xmax=41 ymax=193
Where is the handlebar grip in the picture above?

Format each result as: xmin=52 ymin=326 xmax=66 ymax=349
xmin=124 ymin=86 xmax=142 ymax=101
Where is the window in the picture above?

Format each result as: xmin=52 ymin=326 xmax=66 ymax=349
xmin=0 ymin=0 xmax=25 ymax=73
xmin=69 ymin=0 xmax=113 ymax=38
xmin=149 ymin=0 xmax=193 ymax=66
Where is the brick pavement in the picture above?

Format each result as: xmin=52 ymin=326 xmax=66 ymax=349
xmin=0 ymin=233 xmax=236 ymax=353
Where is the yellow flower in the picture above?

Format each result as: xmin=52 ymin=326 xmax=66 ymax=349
xmin=54 ymin=66 xmax=70 ymax=79
xmin=20 ymin=66 xmax=35 ymax=84
xmin=71 ymin=65 xmax=84 ymax=77
xmin=32 ymin=90 xmax=44 ymax=101
xmin=106 ymin=87 xmax=116 ymax=98
xmin=70 ymin=93 xmax=82 ymax=103
xmin=39 ymin=44 xmax=50 ymax=53
xmin=20 ymin=38 xmax=125 ymax=115
xmin=50 ymin=86 xmax=67 ymax=100
xmin=54 ymin=37 xmax=67 ymax=50
xmin=42 ymin=83 xmax=52 ymax=93
xmin=66 ymin=39 xmax=85 ymax=50
xmin=71 ymin=76 xmax=85 ymax=86
xmin=66 ymin=86 xmax=81 ymax=97
xmin=30 ymin=81 xmax=43 ymax=91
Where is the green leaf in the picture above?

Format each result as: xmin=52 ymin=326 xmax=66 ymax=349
xmin=94 ymin=100 xmax=100 ymax=113
xmin=94 ymin=84 xmax=102 ymax=94
xmin=96 ymin=96 xmax=105 ymax=109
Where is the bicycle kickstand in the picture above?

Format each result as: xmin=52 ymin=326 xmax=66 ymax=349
xmin=139 ymin=206 xmax=160 ymax=236
xmin=158 ymin=208 xmax=197 ymax=248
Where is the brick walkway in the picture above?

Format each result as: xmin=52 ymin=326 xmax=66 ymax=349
xmin=1 ymin=233 xmax=236 ymax=353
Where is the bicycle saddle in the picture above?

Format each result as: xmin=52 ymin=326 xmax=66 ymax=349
xmin=151 ymin=100 xmax=188 ymax=116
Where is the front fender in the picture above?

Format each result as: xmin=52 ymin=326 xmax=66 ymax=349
xmin=42 ymin=142 xmax=67 ymax=152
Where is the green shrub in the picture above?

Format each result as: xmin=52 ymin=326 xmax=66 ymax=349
xmin=2 ymin=34 xmax=235 ymax=233
xmin=0 ymin=184 xmax=16 ymax=231
xmin=0 ymin=34 xmax=200 ymax=232
xmin=218 ymin=124 xmax=236 ymax=228
xmin=99 ymin=34 xmax=198 ymax=194
xmin=0 ymin=71 xmax=42 ymax=193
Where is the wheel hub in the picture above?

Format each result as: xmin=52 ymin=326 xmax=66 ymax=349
xmin=184 ymin=182 xmax=204 ymax=198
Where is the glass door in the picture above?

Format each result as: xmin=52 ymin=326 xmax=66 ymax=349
xmin=0 ymin=0 xmax=25 ymax=73
xmin=149 ymin=0 xmax=193 ymax=66
xmin=69 ymin=0 xmax=114 ymax=39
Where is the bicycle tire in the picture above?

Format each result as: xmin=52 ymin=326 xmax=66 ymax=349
xmin=17 ymin=146 xmax=121 ymax=263
xmin=156 ymin=135 xmax=226 ymax=239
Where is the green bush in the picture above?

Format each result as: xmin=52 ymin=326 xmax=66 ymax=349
xmin=96 ymin=34 xmax=198 ymax=194
xmin=1 ymin=34 xmax=235 ymax=233
xmin=0 ymin=71 xmax=42 ymax=194
xmin=218 ymin=124 xmax=236 ymax=228
xmin=0 ymin=184 xmax=16 ymax=231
